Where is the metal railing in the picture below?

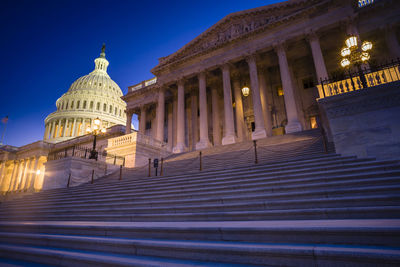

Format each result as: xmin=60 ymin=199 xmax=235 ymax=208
xmin=317 ymin=59 xmax=400 ymax=99
xmin=48 ymin=144 xmax=125 ymax=166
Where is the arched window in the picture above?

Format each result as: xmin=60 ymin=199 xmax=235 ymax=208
xmin=77 ymin=101 xmax=80 ymax=109
xmin=83 ymin=101 xmax=87 ymax=109
xmin=90 ymin=101 xmax=94 ymax=109
xmin=119 ymin=109 xmax=121 ymax=117
xmin=109 ymin=105 xmax=112 ymax=113
xmin=103 ymin=103 xmax=107 ymax=112
xmin=115 ymin=107 xmax=117 ymax=115
xmin=65 ymin=101 xmax=69 ymax=110
xmin=70 ymin=101 xmax=74 ymax=109
xmin=96 ymin=102 xmax=100 ymax=110
xmin=61 ymin=102 xmax=64 ymax=110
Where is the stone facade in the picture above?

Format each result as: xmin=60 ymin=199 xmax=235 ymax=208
xmin=120 ymin=0 xmax=400 ymax=156
xmin=318 ymin=81 xmax=400 ymax=160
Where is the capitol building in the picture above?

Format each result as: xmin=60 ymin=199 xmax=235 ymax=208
xmin=44 ymin=45 xmax=127 ymax=143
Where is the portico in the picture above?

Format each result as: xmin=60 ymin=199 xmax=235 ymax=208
xmin=118 ymin=0 xmax=399 ymax=155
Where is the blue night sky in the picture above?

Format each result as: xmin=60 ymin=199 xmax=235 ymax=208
xmin=0 ymin=0 xmax=284 ymax=147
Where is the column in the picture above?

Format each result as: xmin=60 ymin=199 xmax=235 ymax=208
xmin=0 ymin=161 xmax=5 ymax=187
xmin=386 ymin=26 xmax=400 ymax=58
xmin=81 ymin=118 xmax=87 ymax=135
xmin=246 ymin=56 xmax=267 ymax=140
xmin=62 ymin=119 xmax=68 ymax=137
xmin=173 ymin=80 xmax=187 ymax=153
xmin=156 ymin=88 xmax=165 ymax=142
xmin=50 ymin=120 xmax=56 ymax=139
xmin=211 ymin=87 xmax=221 ymax=146
xmin=191 ymin=91 xmax=198 ymax=150
xmin=258 ymin=71 xmax=273 ymax=137
xmin=28 ymin=157 xmax=39 ymax=190
xmin=71 ymin=118 xmax=77 ymax=137
xmin=43 ymin=124 xmax=49 ymax=140
xmin=10 ymin=160 xmax=21 ymax=191
xmin=125 ymin=110 xmax=133 ymax=134
xmin=232 ymin=78 xmax=246 ymax=142
xmin=221 ymin=64 xmax=237 ymax=145
xmin=139 ymin=107 xmax=146 ymax=135
xmin=308 ymin=32 xmax=329 ymax=97
xmin=1 ymin=162 xmax=14 ymax=193
xmin=20 ymin=158 xmax=32 ymax=191
xmin=167 ymin=102 xmax=173 ymax=149
xmin=275 ymin=44 xmax=302 ymax=133
xmin=196 ymin=72 xmax=212 ymax=150
xmin=173 ymin=95 xmax=178 ymax=146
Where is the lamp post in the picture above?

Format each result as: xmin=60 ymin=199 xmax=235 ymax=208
xmin=86 ymin=117 xmax=106 ymax=160
xmin=340 ymin=35 xmax=373 ymax=88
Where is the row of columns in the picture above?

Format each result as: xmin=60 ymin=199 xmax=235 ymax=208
xmin=131 ymin=32 xmax=332 ymax=153
xmin=0 ymin=156 xmax=45 ymax=193
xmin=45 ymin=118 xmax=114 ymax=140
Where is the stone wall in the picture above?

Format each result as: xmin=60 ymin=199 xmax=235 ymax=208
xmin=43 ymin=157 xmax=119 ymax=190
xmin=318 ymin=81 xmax=400 ymax=160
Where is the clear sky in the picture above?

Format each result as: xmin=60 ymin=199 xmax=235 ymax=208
xmin=0 ymin=0 xmax=284 ymax=147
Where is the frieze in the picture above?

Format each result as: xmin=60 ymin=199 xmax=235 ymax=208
xmin=153 ymin=0 xmax=326 ymax=73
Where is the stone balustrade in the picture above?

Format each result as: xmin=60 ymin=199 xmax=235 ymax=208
xmin=108 ymin=131 xmax=166 ymax=149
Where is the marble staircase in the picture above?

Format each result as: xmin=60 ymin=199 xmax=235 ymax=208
xmin=0 ymin=131 xmax=399 ymax=266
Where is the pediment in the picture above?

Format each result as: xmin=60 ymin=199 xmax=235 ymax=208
xmin=153 ymin=0 xmax=327 ymax=74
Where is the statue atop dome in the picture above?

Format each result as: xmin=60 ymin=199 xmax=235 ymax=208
xmin=100 ymin=43 xmax=106 ymax=58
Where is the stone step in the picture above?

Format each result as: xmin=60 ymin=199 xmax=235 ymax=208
xmin=2 ymin=169 xmax=400 ymax=215
xmin=4 ymin=205 xmax=400 ymax=222
xmin=0 ymin=244 xmax=248 ymax=267
xmin=3 ymin=194 xmax=399 ymax=218
xmin=5 ymin=159 xmax=398 ymax=207
xmin=0 ymin=231 xmax=399 ymax=266
xmin=1 ymin=219 xmax=399 ymax=247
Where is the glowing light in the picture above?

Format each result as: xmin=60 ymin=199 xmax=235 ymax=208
xmin=36 ymin=170 xmax=41 ymax=175
xmin=241 ymin=86 xmax=250 ymax=97
xmin=341 ymin=58 xmax=351 ymax=68
xmin=362 ymin=41 xmax=372 ymax=51
xmin=341 ymin=47 xmax=351 ymax=57
xmin=101 ymin=128 xmax=106 ymax=133
xmin=345 ymin=36 xmax=358 ymax=48
xmin=86 ymin=126 xmax=92 ymax=133
xmin=94 ymin=118 xmax=101 ymax=126
xmin=93 ymin=125 xmax=99 ymax=130
xmin=361 ymin=52 xmax=370 ymax=61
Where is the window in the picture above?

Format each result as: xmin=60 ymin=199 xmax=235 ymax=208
xmin=83 ymin=101 xmax=87 ymax=109
xmin=96 ymin=102 xmax=100 ymax=110
xmin=277 ymin=87 xmax=284 ymax=96
xmin=109 ymin=105 xmax=112 ymax=113
xmin=70 ymin=101 xmax=74 ymax=109
xmin=61 ymin=102 xmax=64 ymax=110
xmin=310 ymin=116 xmax=318 ymax=129
xmin=358 ymin=0 xmax=374 ymax=8
xmin=119 ymin=109 xmax=121 ymax=117
xmin=77 ymin=101 xmax=80 ymax=109
xmin=103 ymin=103 xmax=107 ymax=112
xmin=90 ymin=101 xmax=94 ymax=109
xmin=115 ymin=107 xmax=117 ymax=115
xmin=145 ymin=121 xmax=151 ymax=130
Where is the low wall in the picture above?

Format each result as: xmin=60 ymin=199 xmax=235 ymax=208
xmin=43 ymin=157 xmax=119 ymax=190
xmin=318 ymin=81 xmax=400 ymax=160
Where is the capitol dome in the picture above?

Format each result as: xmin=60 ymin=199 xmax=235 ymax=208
xmin=44 ymin=45 xmax=127 ymax=143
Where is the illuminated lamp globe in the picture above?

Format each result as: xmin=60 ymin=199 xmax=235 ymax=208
xmin=361 ymin=52 xmax=370 ymax=61
xmin=345 ymin=36 xmax=358 ymax=48
xmin=94 ymin=118 xmax=101 ymax=126
xmin=93 ymin=125 xmax=99 ymax=130
xmin=36 ymin=170 xmax=41 ymax=175
xmin=362 ymin=41 xmax=372 ymax=51
xmin=341 ymin=47 xmax=351 ymax=57
xmin=341 ymin=58 xmax=351 ymax=68
xmin=101 ymin=128 xmax=106 ymax=133
xmin=86 ymin=126 xmax=92 ymax=133
xmin=241 ymin=86 xmax=250 ymax=97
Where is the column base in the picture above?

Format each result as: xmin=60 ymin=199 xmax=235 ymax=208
xmin=285 ymin=121 xmax=303 ymax=134
xmin=222 ymin=135 xmax=237 ymax=146
xmin=195 ymin=139 xmax=212 ymax=150
xmin=252 ymin=128 xmax=267 ymax=140
xmin=172 ymin=143 xmax=187 ymax=154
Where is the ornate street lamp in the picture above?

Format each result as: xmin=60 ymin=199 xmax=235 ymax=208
xmin=340 ymin=35 xmax=373 ymax=68
xmin=340 ymin=35 xmax=373 ymax=88
xmin=86 ymin=117 xmax=106 ymax=160
xmin=241 ymin=86 xmax=250 ymax=97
